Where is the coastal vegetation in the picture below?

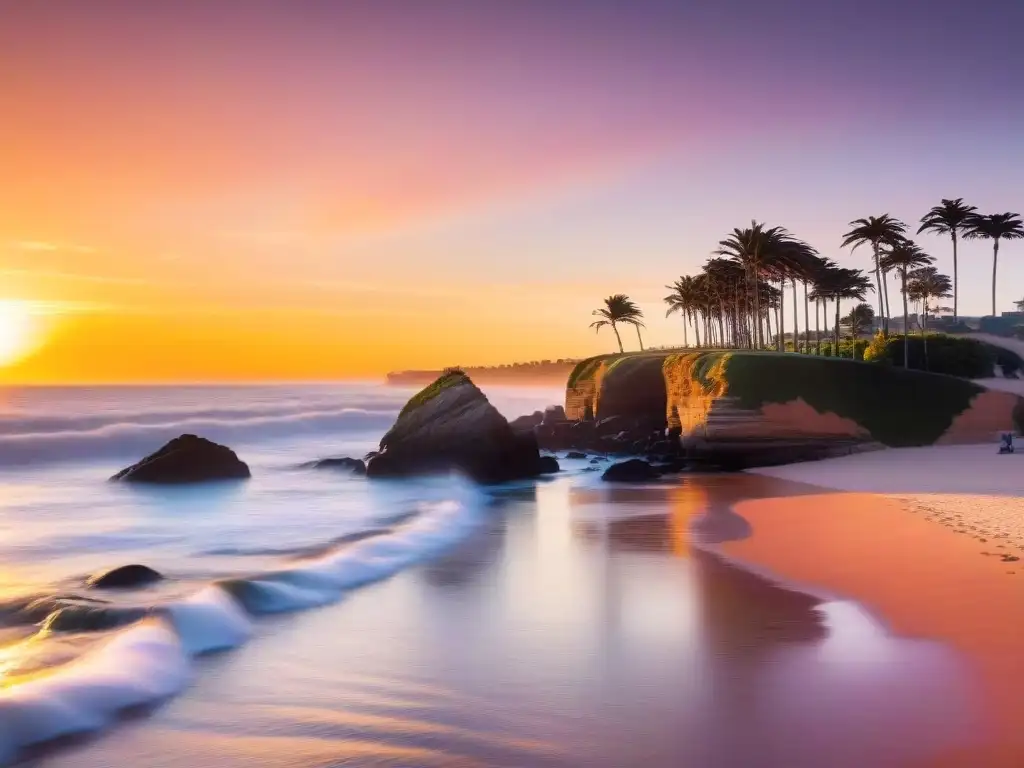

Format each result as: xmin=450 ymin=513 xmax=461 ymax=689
xmin=963 ymin=212 xmax=1024 ymax=317
xmin=841 ymin=215 xmax=908 ymax=335
xmin=864 ymin=335 xmax=995 ymax=378
xmin=663 ymin=351 xmax=989 ymax=446
xmin=917 ymin=198 xmax=976 ymax=320
xmin=644 ymin=200 xmax=1022 ymax=360
xmin=590 ymin=294 xmax=645 ymax=353
xmin=397 ymin=367 xmax=469 ymax=417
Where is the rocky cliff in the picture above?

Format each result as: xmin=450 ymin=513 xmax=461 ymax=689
xmin=563 ymin=350 xmax=1024 ymax=468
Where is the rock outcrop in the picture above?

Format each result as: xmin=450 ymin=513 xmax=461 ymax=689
xmin=87 ymin=564 xmax=164 ymax=589
xmin=556 ymin=350 xmax=1024 ymax=469
xmin=366 ymin=371 xmax=549 ymax=482
xmin=602 ymin=459 xmax=662 ymax=482
xmin=537 ymin=456 xmax=561 ymax=474
xmin=301 ymin=457 xmax=367 ymax=474
xmin=111 ymin=434 xmax=251 ymax=484
xmin=509 ymin=411 xmax=545 ymax=432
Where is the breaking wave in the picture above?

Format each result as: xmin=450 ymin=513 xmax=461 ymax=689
xmin=0 ymin=407 xmax=396 ymax=466
xmin=0 ymin=488 xmax=482 ymax=764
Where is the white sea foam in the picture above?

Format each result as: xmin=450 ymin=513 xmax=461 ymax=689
xmin=0 ymin=408 xmax=395 ymax=465
xmin=162 ymin=586 xmax=253 ymax=655
xmin=0 ymin=487 xmax=483 ymax=764
xmin=0 ymin=621 xmax=189 ymax=758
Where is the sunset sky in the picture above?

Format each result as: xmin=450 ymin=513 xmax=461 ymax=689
xmin=2 ymin=0 xmax=1024 ymax=383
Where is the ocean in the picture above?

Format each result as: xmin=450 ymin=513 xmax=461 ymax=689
xmin=0 ymin=383 xmax=978 ymax=766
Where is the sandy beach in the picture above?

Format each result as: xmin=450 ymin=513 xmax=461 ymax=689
xmin=712 ymin=446 xmax=1024 ymax=765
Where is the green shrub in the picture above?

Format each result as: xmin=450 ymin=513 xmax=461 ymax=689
xmin=399 ymin=369 xmax=470 ymax=417
xmin=567 ymin=355 xmax=611 ymax=389
xmin=863 ymin=334 xmax=993 ymax=378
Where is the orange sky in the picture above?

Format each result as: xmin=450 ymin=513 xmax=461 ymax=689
xmin=4 ymin=3 xmax=1024 ymax=383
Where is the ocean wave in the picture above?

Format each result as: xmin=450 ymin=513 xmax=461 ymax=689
xmin=0 ymin=486 xmax=482 ymax=764
xmin=0 ymin=398 xmax=396 ymax=437
xmin=0 ymin=407 xmax=396 ymax=466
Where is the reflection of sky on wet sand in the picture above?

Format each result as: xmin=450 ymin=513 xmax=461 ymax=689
xmin=49 ymin=473 xmax=977 ymax=768
xmin=544 ymin=473 xmax=977 ymax=765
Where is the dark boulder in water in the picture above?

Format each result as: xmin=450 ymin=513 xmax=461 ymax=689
xmin=41 ymin=602 xmax=148 ymax=632
xmin=301 ymin=456 xmax=366 ymax=474
xmin=537 ymin=456 xmax=561 ymax=474
xmin=87 ymin=564 xmax=164 ymax=589
xmin=19 ymin=595 xmax=146 ymax=632
xmin=601 ymin=459 xmax=662 ymax=483
xmin=111 ymin=434 xmax=251 ymax=484
xmin=565 ymin=451 xmax=588 ymax=460
xmin=366 ymin=371 xmax=549 ymax=483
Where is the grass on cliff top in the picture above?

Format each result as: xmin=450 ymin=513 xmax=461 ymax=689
xmin=398 ymin=368 xmax=470 ymax=418
xmin=567 ymin=349 xmax=706 ymax=389
xmin=664 ymin=350 xmax=987 ymax=447
xmin=567 ymin=355 xmax=614 ymax=388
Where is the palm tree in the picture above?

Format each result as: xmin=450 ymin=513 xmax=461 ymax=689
xmin=841 ymin=215 xmax=908 ymax=334
xmin=917 ymin=198 xmax=976 ymax=321
xmin=807 ymin=257 xmax=837 ymax=355
xmin=591 ymin=294 xmax=643 ymax=353
xmin=715 ymin=222 xmax=799 ymax=349
xmin=1015 ymin=297 xmax=1024 ymax=312
xmin=782 ymin=243 xmax=824 ymax=353
xmin=906 ymin=267 xmax=952 ymax=370
xmin=879 ymin=239 xmax=934 ymax=367
xmin=843 ymin=303 xmax=875 ymax=356
xmin=963 ymin=212 xmax=1024 ymax=316
xmin=664 ymin=277 xmax=700 ymax=348
xmin=820 ymin=267 xmax=874 ymax=355
xmin=703 ymin=258 xmax=745 ymax=348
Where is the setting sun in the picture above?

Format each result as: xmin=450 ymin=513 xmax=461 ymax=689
xmin=0 ymin=300 xmax=42 ymax=367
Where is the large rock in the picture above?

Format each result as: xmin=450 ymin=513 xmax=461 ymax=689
xmin=542 ymin=405 xmax=566 ymax=424
xmin=537 ymin=456 xmax=561 ymax=474
xmin=366 ymin=371 xmax=549 ymax=483
xmin=509 ymin=411 xmax=545 ymax=431
xmin=301 ymin=456 xmax=366 ymax=474
xmin=87 ymin=564 xmax=163 ymax=589
xmin=111 ymin=434 xmax=250 ymax=484
xmin=601 ymin=459 xmax=662 ymax=483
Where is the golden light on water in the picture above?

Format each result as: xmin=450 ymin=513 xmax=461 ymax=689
xmin=0 ymin=300 xmax=44 ymax=367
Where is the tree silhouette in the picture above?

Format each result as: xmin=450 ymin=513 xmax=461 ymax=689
xmin=963 ymin=212 xmax=1024 ymax=316
xmin=879 ymin=239 xmax=934 ymax=366
xmin=906 ymin=267 xmax=952 ymax=370
xmin=591 ymin=294 xmax=644 ymax=353
xmin=817 ymin=267 xmax=874 ymax=355
xmin=843 ymin=303 xmax=875 ymax=354
xmin=917 ymin=198 xmax=976 ymax=321
xmin=664 ymin=277 xmax=701 ymax=348
xmin=715 ymin=222 xmax=800 ymax=349
xmin=842 ymin=215 xmax=907 ymax=335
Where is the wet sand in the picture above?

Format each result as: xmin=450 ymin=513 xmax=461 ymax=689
xmin=700 ymin=476 xmax=1024 ymax=766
